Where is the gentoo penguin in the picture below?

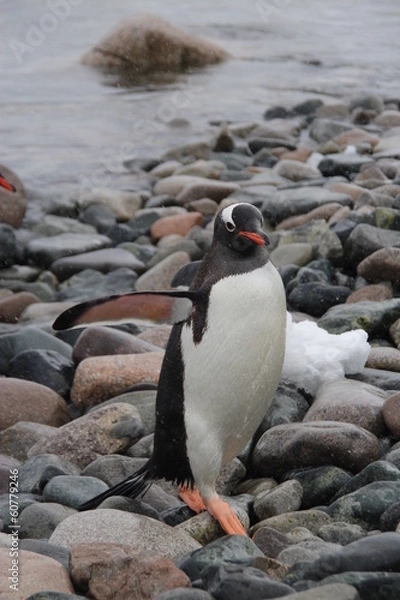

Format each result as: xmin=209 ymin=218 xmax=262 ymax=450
xmin=53 ymin=202 xmax=286 ymax=535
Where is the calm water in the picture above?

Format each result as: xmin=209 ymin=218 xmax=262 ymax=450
xmin=1 ymin=0 xmax=400 ymax=193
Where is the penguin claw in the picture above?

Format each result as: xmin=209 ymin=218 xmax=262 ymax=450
xmin=206 ymin=496 xmax=247 ymax=536
xmin=178 ymin=485 xmax=206 ymax=514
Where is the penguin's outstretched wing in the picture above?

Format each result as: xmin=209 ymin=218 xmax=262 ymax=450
xmin=53 ymin=290 xmax=200 ymax=331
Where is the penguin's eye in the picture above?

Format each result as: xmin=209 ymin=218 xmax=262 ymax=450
xmin=225 ymin=221 xmax=235 ymax=232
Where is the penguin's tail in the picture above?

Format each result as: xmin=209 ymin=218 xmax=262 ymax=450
xmin=78 ymin=460 xmax=153 ymax=511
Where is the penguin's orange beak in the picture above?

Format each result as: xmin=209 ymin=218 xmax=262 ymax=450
xmin=0 ymin=174 xmax=16 ymax=193
xmin=238 ymin=230 xmax=269 ymax=246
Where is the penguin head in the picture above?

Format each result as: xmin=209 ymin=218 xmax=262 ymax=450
xmin=215 ymin=203 xmax=269 ymax=254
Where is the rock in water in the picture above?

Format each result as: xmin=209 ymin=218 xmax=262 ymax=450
xmin=81 ymin=14 xmax=229 ymax=74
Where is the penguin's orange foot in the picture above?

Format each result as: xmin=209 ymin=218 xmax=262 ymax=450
xmin=178 ymin=485 xmax=206 ymax=514
xmin=206 ymin=495 xmax=247 ymax=536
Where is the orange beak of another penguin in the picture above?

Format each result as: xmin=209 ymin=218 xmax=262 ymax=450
xmin=238 ymin=230 xmax=269 ymax=246
xmin=0 ymin=174 xmax=16 ymax=193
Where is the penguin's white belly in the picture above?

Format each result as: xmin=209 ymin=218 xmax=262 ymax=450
xmin=181 ymin=262 xmax=286 ymax=492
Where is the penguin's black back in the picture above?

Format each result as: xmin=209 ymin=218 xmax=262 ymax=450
xmin=151 ymin=321 xmax=194 ymax=487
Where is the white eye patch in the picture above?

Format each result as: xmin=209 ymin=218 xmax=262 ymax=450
xmin=220 ymin=203 xmax=240 ymax=228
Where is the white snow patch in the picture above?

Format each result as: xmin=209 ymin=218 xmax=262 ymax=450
xmin=282 ymin=312 xmax=371 ymax=395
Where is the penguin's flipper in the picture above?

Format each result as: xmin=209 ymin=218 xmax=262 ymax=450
xmin=206 ymin=495 xmax=247 ymax=536
xmin=53 ymin=290 xmax=199 ymax=331
xmin=78 ymin=462 xmax=152 ymax=511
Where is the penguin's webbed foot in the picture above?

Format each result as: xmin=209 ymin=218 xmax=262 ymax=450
xmin=206 ymin=495 xmax=247 ymax=536
xmin=179 ymin=485 xmax=206 ymax=514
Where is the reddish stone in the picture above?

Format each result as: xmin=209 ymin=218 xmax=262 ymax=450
xmin=151 ymin=211 xmax=204 ymax=240
xmin=70 ymin=542 xmax=191 ymax=600
xmin=0 ymin=291 xmax=40 ymax=323
xmin=382 ymin=394 xmax=400 ymax=439
xmin=71 ymin=352 xmax=164 ymax=408
xmin=0 ymin=378 xmax=69 ymax=430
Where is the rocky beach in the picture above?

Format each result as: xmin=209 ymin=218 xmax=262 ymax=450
xmin=2 ymin=5 xmax=400 ymax=600
xmin=1 ymin=88 xmax=400 ymax=599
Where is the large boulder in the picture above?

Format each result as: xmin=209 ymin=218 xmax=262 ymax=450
xmin=81 ymin=14 xmax=229 ymax=75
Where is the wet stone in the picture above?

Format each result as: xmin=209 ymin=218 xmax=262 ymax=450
xmin=178 ymin=535 xmax=264 ymax=581
xmin=278 ymin=540 xmax=342 ymax=568
xmin=19 ymin=538 xmax=71 ymax=573
xmin=316 ymin=572 xmax=400 ymax=600
xmin=0 ymin=325 xmax=73 ymax=375
xmin=328 ymin=481 xmax=400 ymax=529
xmin=252 ymin=527 xmax=293 ymax=559
xmin=43 ymin=475 xmax=108 ymax=508
xmin=201 ymin=563 xmax=294 ymax=600
xmin=380 ymin=502 xmax=400 ymax=531
xmin=253 ymin=480 xmax=303 ymax=521
xmin=18 ymin=454 xmax=80 ymax=494
xmin=252 ymin=421 xmax=381 ymax=479
xmin=284 ymin=466 xmax=352 ymax=510
xmin=318 ymin=522 xmax=366 ymax=546
xmin=303 ymin=379 xmax=387 ymax=437
xmin=26 ymin=232 xmax=111 ymax=269
xmin=287 ymin=282 xmax=351 ymax=318
xmin=8 ymin=349 xmax=75 ymax=398
xmin=19 ymin=502 xmax=76 ymax=539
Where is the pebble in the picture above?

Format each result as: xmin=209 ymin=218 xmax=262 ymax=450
xmin=252 ymin=421 xmax=381 ymax=478
xmin=19 ymin=501 xmax=77 ymax=538
xmin=70 ymin=351 xmax=163 ymax=408
xmin=316 ymin=572 xmax=400 ymax=600
xmin=382 ymin=394 xmax=400 ymax=438
xmin=253 ymin=480 xmax=303 ymax=521
xmin=28 ymin=403 xmax=141 ymax=469
xmin=8 ymin=349 xmax=75 ymax=398
xmin=366 ymin=346 xmax=400 ymax=372
xmin=250 ymin=509 xmax=332 ymax=537
xmin=0 ymin=378 xmax=69 ymax=429
xmin=50 ymin=247 xmax=145 ymax=282
xmin=3 ymin=93 xmax=400 ymax=599
xmin=273 ymin=159 xmax=321 ymax=181
xmin=20 ymin=538 xmax=71 ymax=573
xmin=176 ymin=180 xmax=238 ymax=204
xmin=43 ymin=475 xmax=108 ymax=508
xmin=0 ymin=325 xmax=72 ymax=374
xmin=0 ymin=290 xmax=40 ymax=323
xmin=178 ymin=534 xmax=264 ymax=581
xmin=76 ymin=188 xmax=143 ymax=220
xmin=303 ymin=379 xmax=387 ymax=436
xmin=72 ymin=325 xmax=161 ymax=363
xmin=0 ymin=548 xmax=74 ymax=599
xmin=49 ymin=509 xmax=201 ymax=559
xmin=328 ymin=481 xmax=400 ymax=529
xmin=150 ymin=212 xmax=204 ymax=240
xmin=201 ymin=563 xmax=294 ymax=600
xmin=135 ymin=251 xmax=191 ymax=291
xmin=0 ymin=421 xmax=57 ymax=461
xmin=26 ymin=233 xmax=111 ymax=270
xmin=284 ymin=466 xmax=351 ymax=509
xmin=70 ymin=542 xmax=190 ymax=600
xmin=357 ymin=246 xmax=400 ymax=281
xmin=18 ymin=454 xmax=80 ymax=494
